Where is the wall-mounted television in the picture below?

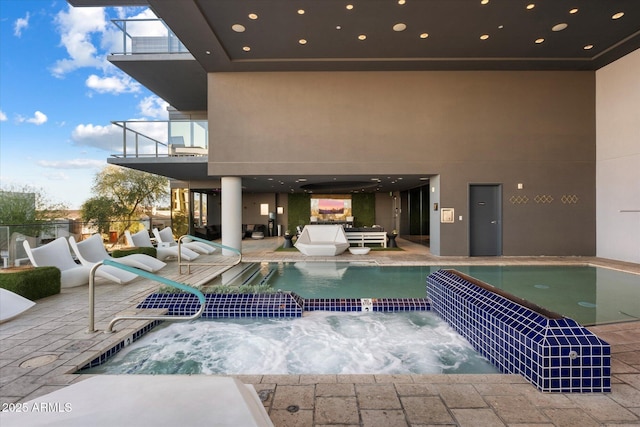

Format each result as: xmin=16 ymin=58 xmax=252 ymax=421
xmin=310 ymin=196 xmax=352 ymax=221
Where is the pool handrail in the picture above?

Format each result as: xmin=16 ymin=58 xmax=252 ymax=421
xmin=88 ymin=258 xmax=207 ymax=333
xmin=177 ymin=234 xmax=242 ymax=274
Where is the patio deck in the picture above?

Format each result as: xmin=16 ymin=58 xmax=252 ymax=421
xmin=1 ymin=237 xmax=639 ymax=426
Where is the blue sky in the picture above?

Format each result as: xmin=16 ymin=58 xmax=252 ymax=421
xmin=1 ymin=1 xmax=168 ymax=210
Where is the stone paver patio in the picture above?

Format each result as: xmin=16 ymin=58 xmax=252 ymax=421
xmin=1 ymin=237 xmax=639 ymax=426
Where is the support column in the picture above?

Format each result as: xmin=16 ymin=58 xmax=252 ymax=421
xmin=221 ymin=177 xmax=242 ymax=256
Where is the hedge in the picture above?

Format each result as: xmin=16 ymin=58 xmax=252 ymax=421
xmin=0 ymin=266 xmax=61 ymax=300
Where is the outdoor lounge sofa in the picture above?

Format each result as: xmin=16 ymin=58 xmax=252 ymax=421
xmin=294 ymin=225 xmax=350 ymax=256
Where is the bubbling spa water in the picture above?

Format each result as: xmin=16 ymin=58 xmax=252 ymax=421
xmin=85 ymin=311 xmax=498 ymax=375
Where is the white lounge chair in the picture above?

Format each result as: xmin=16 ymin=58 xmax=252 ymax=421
xmin=152 ymin=227 xmax=216 ymax=255
xmin=23 ymin=237 xmax=138 ymax=286
xmin=69 ymin=234 xmax=166 ymax=273
xmin=23 ymin=237 xmax=91 ymax=288
xmin=125 ymin=229 xmax=200 ymax=262
xmin=294 ymin=225 xmax=350 ymax=256
xmin=0 ymin=288 xmax=35 ymax=323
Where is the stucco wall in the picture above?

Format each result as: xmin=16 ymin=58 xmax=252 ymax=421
xmin=596 ymin=48 xmax=640 ymax=264
xmin=208 ymin=71 xmax=596 ymax=256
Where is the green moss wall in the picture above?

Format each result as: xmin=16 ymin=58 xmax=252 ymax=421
xmin=287 ymin=193 xmax=376 ymax=230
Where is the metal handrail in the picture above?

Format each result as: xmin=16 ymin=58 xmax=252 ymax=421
xmin=88 ymin=258 xmax=206 ymax=333
xmin=178 ymin=235 xmax=242 ymax=274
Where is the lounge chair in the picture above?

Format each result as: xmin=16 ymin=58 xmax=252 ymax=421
xmin=294 ymin=225 xmax=350 ymax=256
xmin=69 ymin=234 xmax=166 ymax=273
xmin=23 ymin=237 xmax=91 ymax=288
xmin=23 ymin=237 xmax=138 ymax=287
xmin=152 ymin=227 xmax=216 ymax=255
xmin=0 ymin=288 xmax=35 ymax=323
xmin=125 ymin=229 xmax=200 ymax=261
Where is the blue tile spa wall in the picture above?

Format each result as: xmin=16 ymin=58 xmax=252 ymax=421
xmin=137 ymin=292 xmax=305 ymax=318
xmin=137 ymin=293 xmax=430 ymax=318
xmin=426 ymin=269 xmax=611 ymax=393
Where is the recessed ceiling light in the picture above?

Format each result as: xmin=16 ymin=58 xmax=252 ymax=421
xmin=398 ymin=0 xmax=406 ymax=4
xmin=498 ymin=25 xmax=504 ymax=29
xmin=205 ymin=50 xmax=211 ymax=54
xmin=583 ymin=44 xmax=594 ymax=50
xmin=358 ymin=34 xmax=367 ymax=40
xmin=552 ymin=22 xmax=568 ymax=32
xmin=526 ymin=3 xmax=535 ymax=10
xmin=298 ymin=39 xmax=307 ymax=45
xmin=612 ymin=12 xmax=624 ymax=20
xmin=336 ymin=25 xmax=342 ymax=30
xmin=569 ymin=8 xmax=578 ymax=14
xmin=480 ymin=34 xmax=489 ymax=40
xmin=535 ymin=38 xmax=544 ymax=44
xmin=232 ymin=24 xmax=246 ymax=32
xmin=346 ymin=4 xmax=354 ymax=10
xmin=248 ymin=13 xmax=258 ymax=20
xmin=242 ymin=46 xmax=251 ymax=52
xmin=481 ymin=0 xmax=489 ymax=5
xmin=393 ymin=23 xmax=407 ymax=32
xmin=297 ymin=9 xmax=305 ymax=15
xmin=419 ymin=33 xmax=429 ymax=39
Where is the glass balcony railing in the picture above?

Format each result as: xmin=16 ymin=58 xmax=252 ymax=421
xmin=111 ymin=19 xmax=188 ymax=55
xmin=111 ymin=120 xmax=208 ymax=159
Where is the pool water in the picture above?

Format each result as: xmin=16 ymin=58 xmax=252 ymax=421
xmin=254 ymin=263 xmax=639 ymax=326
xmin=83 ymin=311 xmax=499 ymax=375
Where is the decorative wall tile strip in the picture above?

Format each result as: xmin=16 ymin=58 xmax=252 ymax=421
xmin=561 ymin=195 xmax=579 ymax=204
xmin=426 ymin=269 xmax=611 ymax=393
xmin=509 ymin=195 xmax=529 ymax=204
xmin=534 ymin=194 xmax=554 ymax=204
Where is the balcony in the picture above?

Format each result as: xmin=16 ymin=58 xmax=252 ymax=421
xmin=111 ymin=19 xmax=188 ymax=55
xmin=108 ymin=120 xmax=209 ymax=182
xmin=107 ymin=19 xmax=207 ymax=111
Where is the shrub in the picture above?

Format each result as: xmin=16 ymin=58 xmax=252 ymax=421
xmin=111 ymin=247 xmax=157 ymax=258
xmin=0 ymin=266 xmax=61 ymax=300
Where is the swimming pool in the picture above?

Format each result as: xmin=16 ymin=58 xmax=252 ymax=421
xmin=82 ymin=311 xmax=499 ymax=375
xmin=206 ymin=263 xmax=639 ymax=326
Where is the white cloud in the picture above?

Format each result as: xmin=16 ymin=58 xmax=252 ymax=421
xmin=42 ymin=171 xmax=70 ymax=181
xmin=37 ymin=159 xmax=105 ymax=169
xmin=17 ymin=111 xmax=48 ymax=125
xmin=86 ymin=74 xmax=141 ymax=94
xmin=14 ymin=12 xmax=30 ymax=37
xmin=0 ymin=110 xmax=7 ymax=121
xmin=71 ymin=123 xmax=122 ymax=151
xmin=138 ymin=96 xmax=169 ymax=119
xmin=71 ymin=121 xmax=168 ymax=155
xmin=51 ymin=6 xmax=108 ymax=77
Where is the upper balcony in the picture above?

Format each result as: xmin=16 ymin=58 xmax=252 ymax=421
xmin=108 ymin=120 xmax=209 ymax=181
xmin=108 ymin=18 xmax=207 ymax=111
xmin=111 ymin=19 xmax=188 ymax=55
